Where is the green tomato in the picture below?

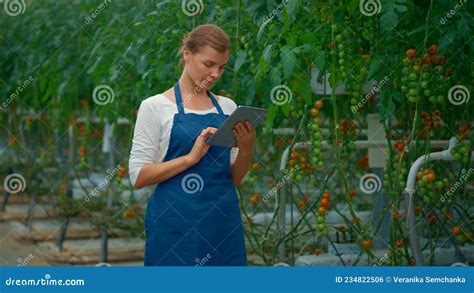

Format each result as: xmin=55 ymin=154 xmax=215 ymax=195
xmin=437 ymin=95 xmax=445 ymax=104
xmin=409 ymin=73 xmax=418 ymax=81
xmin=456 ymin=235 xmax=466 ymax=244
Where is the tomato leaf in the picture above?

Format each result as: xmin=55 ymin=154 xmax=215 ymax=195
xmin=281 ymin=45 xmax=296 ymax=80
xmin=367 ymin=57 xmax=381 ymax=80
xmin=234 ymin=50 xmax=247 ymax=72
xmin=380 ymin=0 xmax=408 ymax=32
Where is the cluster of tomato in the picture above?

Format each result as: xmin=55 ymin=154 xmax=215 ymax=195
xmin=290 ymin=95 xmax=306 ymax=121
xmin=298 ymin=194 xmax=309 ymax=209
xmin=450 ymin=124 xmax=470 ymax=163
xmin=115 ymin=165 xmax=128 ymax=188
xmin=75 ymin=121 xmax=89 ymax=165
xmin=308 ymin=100 xmax=324 ymax=177
xmin=356 ymin=153 xmax=369 ymax=170
xmin=123 ymin=202 xmax=141 ymax=218
xmin=451 ymin=225 xmax=473 ymax=246
xmin=339 ymin=119 xmax=357 ymax=155
xmin=335 ymin=29 xmax=371 ymax=110
xmin=240 ymin=35 xmax=257 ymax=75
xmin=316 ymin=192 xmax=331 ymax=236
xmin=401 ymin=45 xmax=451 ymax=104
xmin=249 ymin=192 xmax=260 ymax=205
xmin=417 ymin=110 xmax=443 ymax=138
xmin=416 ymin=168 xmax=448 ymax=204
xmin=288 ymin=149 xmax=315 ymax=183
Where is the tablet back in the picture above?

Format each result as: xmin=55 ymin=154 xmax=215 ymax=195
xmin=207 ymin=106 xmax=267 ymax=147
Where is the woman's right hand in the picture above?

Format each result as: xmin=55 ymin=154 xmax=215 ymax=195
xmin=185 ymin=127 xmax=217 ymax=165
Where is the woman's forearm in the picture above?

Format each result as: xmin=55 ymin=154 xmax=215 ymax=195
xmin=134 ymin=155 xmax=194 ymax=189
xmin=230 ymin=147 xmax=254 ymax=187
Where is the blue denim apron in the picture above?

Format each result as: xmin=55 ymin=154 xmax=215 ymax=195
xmin=144 ymin=82 xmax=247 ymax=266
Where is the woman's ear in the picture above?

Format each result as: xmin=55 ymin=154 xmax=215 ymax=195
xmin=182 ymin=48 xmax=191 ymax=64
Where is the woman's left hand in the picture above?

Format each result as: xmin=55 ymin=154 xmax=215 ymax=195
xmin=233 ymin=121 xmax=256 ymax=154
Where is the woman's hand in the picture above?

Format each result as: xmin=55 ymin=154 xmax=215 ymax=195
xmin=233 ymin=121 xmax=256 ymax=155
xmin=185 ymin=127 xmax=217 ymax=165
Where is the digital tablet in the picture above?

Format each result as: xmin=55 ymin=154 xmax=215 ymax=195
xmin=206 ymin=106 xmax=267 ymax=147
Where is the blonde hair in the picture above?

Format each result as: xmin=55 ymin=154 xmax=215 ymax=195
xmin=180 ymin=24 xmax=231 ymax=66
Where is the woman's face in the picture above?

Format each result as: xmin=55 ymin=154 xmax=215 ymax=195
xmin=183 ymin=45 xmax=229 ymax=91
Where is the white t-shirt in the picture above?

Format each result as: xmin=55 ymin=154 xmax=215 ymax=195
xmin=128 ymin=93 xmax=239 ymax=188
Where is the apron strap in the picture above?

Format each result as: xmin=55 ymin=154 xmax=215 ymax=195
xmin=173 ymin=82 xmax=185 ymax=114
xmin=207 ymin=91 xmax=224 ymax=115
xmin=174 ymin=82 xmax=224 ymax=115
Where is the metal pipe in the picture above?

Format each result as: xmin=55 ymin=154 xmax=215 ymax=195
xmin=277 ymin=138 xmax=470 ymax=262
xmin=404 ymin=137 xmax=473 ymax=266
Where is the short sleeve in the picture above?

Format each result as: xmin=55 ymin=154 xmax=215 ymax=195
xmin=128 ymin=101 xmax=161 ymax=188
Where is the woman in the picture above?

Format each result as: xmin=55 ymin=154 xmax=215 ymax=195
xmin=129 ymin=24 xmax=255 ymax=266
